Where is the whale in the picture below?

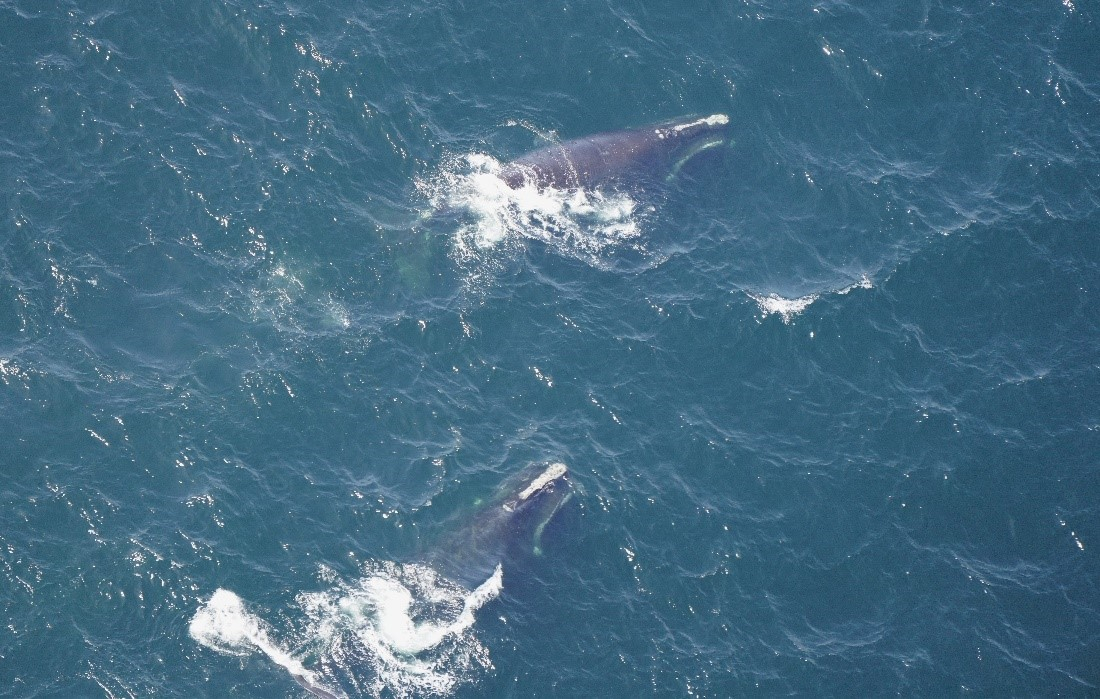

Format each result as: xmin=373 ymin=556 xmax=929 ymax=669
xmin=499 ymin=114 xmax=730 ymax=190
xmin=399 ymin=114 xmax=730 ymax=290
xmin=283 ymin=463 xmax=573 ymax=698
xmin=426 ymin=462 xmax=573 ymax=589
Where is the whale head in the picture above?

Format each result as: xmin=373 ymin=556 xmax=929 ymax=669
xmin=499 ymin=462 xmax=571 ymax=552
xmin=428 ymin=462 xmax=573 ymax=588
xmin=654 ymin=114 xmax=731 ymax=181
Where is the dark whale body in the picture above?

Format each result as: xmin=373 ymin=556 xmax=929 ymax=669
xmin=428 ymin=462 xmax=572 ymax=589
xmin=500 ymin=114 xmax=730 ymax=190
xmin=291 ymin=463 xmax=573 ymax=698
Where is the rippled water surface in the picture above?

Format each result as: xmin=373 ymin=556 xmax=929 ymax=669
xmin=1 ymin=0 xmax=1098 ymax=696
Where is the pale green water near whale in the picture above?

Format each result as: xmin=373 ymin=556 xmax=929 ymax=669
xmin=1 ymin=0 xmax=1098 ymax=696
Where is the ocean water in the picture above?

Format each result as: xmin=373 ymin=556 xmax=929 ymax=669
xmin=2 ymin=0 xmax=1098 ymax=696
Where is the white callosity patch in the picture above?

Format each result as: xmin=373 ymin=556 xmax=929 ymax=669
xmin=517 ymin=462 xmax=568 ymax=503
xmin=655 ymin=113 xmax=730 ymax=139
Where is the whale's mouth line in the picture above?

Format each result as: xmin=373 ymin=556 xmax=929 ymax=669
xmin=532 ymin=490 xmax=572 ymax=556
xmin=667 ymin=136 xmax=728 ymax=181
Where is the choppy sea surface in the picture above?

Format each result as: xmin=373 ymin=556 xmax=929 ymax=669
xmin=2 ymin=1 xmax=1099 ymax=696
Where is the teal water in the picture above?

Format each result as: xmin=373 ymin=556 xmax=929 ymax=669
xmin=2 ymin=1 xmax=1098 ymax=696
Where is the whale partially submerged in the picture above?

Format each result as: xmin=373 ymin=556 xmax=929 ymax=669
xmin=427 ymin=462 xmax=573 ymax=589
xmin=500 ymin=114 xmax=731 ymax=190
xmin=284 ymin=463 xmax=573 ymax=699
xmin=402 ymin=114 xmax=731 ymax=288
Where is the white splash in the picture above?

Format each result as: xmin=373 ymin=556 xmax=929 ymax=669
xmin=191 ymin=560 xmax=504 ymax=699
xmin=298 ymin=561 xmax=501 ymax=697
xmin=416 ymin=153 xmax=647 ymax=291
xmin=837 ymin=274 xmax=874 ymax=295
xmin=748 ymin=275 xmax=873 ymax=324
xmin=189 ymin=589 xmax=338 ymax=696
xmin=346 ymin=564 xmax=502 ymax=656
xmin=748 ymin=292 xmax=819 ymax=324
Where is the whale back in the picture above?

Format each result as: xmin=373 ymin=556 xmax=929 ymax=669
xmin=501 ymin=114 xmax=730 ymax=190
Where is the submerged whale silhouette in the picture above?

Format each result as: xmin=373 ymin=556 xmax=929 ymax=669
xmin=500 ymin=114 xmax=730 ymax=190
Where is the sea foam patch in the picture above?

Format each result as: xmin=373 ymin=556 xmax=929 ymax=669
xmin=747 ymin=275 xmax=873 ymax=324
xmin=416 ymin=152 xmax=649 ymax=291
xmin=747 ymin=292 xmax=820 ymax=324
xmin=189 ymin=589 xmax=337 ymax=696
xmin=191 ymin=561 xmax=502 ymax=699
xmin=297 ymin=561 xmax=500 ymax=697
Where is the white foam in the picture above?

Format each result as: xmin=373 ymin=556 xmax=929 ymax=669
xmin=748 ymin=292 xmax=819 ymax=324
xmin=192 ymin=560 xmax=504 ymax=699
xmin=747 ymin=275 xmax=873 ymax=324
xmin=837 ymin=274 xmax=874 ymax=295
xmin=416 ymin=153 xmax=647 ymax=292
xmin=190 ymin=589 xmax=339 ymax=697
xmin=353 ymin=564 xmax=502 ymax=655
xmin=296 ymin=560 xmax=501 ymax=697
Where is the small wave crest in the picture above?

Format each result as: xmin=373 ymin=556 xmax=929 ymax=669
xmin=416 ymin=153 xmax=649 ymax=290
xmin=190 ymin=562 xmax=503 ymax=698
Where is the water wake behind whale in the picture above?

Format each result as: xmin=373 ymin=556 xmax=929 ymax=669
xmin=190 ymin=463 xmax=572 ymax=698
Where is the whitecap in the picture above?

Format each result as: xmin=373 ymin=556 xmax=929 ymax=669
xmin=297 ymin=560 xmax=501 ymax=697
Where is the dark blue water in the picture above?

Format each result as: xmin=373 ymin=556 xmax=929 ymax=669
xmin=2 ymin=0 xmax=1098 ymax=696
